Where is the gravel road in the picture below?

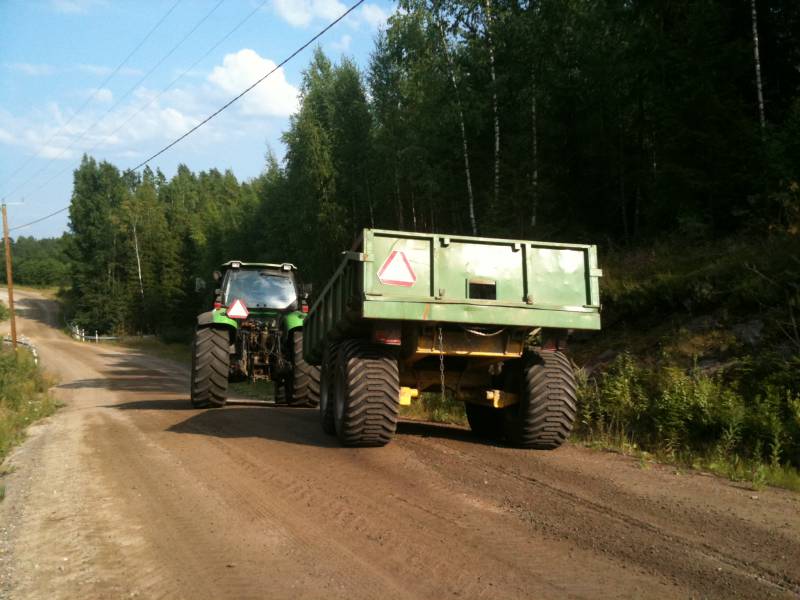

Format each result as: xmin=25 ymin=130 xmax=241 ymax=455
xmin=1 ymin=289 xmax=798 ymax=599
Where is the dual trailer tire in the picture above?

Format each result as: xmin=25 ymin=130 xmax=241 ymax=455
xmin=190 ymin=327 xmax=230 ymax=408
xmin=326 ymin=340 xmax=400 ymax=447
xmin=503 ymin=350 xmax=578 ymax=449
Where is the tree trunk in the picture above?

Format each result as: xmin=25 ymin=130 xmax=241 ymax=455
xmin=485 ymin=0 xmax=500 ymax=216
xmin=365 ymin=171 xmax=375 ymax=228
xmin=530 ymin=68 xmax=539 ymax=228
xmin=132 ymin=220 xmax=145 ymax=300
xmin=394 ymin=160 xmax=405 ymax=229
xmin=437 ymin=19 xmax=478 ymax=235
xmin=751 ymin=0 xmax=766 ymax=133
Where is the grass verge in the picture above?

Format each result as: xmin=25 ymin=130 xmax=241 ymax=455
xmin=0 ymin=347 xmax=57 ymax=466
xmin=400 ymin=392 xmax=467 ymax=425
xmin=115 ymin=337 xmax=191 ymax=365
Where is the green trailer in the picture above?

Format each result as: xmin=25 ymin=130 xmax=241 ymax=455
xmin=304 ymin=229 xmax=602 ymax=448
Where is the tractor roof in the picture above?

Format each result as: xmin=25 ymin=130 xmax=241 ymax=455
xmin=220 ymin=260 xmax=297 ymax=271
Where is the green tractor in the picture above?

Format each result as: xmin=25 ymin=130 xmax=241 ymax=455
xmin=190 ymin=261 xmax=320 ymax=408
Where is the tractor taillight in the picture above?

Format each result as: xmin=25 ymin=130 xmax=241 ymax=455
xmin=372 ymin=322 xmax=401 ymax=346
xmin=301 ymin=304 xmax=309 ymax=313
xmin=214 ymin=302 xmax=222 ymax=309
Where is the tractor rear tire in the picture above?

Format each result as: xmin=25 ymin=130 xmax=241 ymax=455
xmin=465 ymin=402 xmax=503 ymax=439
xmin=334 ymin=340 xmax=399 ymax=447
xmin=504 ymin=350 xmax=577 ymax=449
xmin=286 ymin=330 xmax=321 ymax=407
xmin=190 ymin=327 xmax=230 ymax=408
xmin=319 ymin=343 xmax=338 ymax=435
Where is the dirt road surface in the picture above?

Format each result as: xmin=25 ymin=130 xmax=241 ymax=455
xmin=0 ymin=289 xmax=798 ymax=599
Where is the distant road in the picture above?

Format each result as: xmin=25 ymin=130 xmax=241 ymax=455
xmin=0 ymin=288 xmax=798 ymax=599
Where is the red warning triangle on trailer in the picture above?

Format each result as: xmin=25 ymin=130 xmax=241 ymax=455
xmin=377 ymin=250 xmax=416 ymax=287
xmin=227 ymin=298 xmax=249 ymax=319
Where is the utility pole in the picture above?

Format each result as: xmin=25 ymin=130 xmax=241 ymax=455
xmin=2 ymin=203 xmax=18 ymax=350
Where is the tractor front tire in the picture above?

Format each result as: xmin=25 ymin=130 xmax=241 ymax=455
xmin=334 ymin=340 xmax=400 ymax=447
xmin=286 ymin=330 xmax=321 ymax=407
xmin=504 ymin=350 xmax=577 ymax=449
xmin=319 ymin=343 xmax=338 ymax=435
xmin=190 ymin=327 xmax=230 ymax=408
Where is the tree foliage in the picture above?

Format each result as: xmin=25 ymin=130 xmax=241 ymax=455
xmin=53 ymin=0 xmax=799 ymax=334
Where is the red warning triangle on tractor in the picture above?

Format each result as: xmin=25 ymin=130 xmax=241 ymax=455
xmin=377 ymin=250 xmax=416 ymax=287
xmin=227 ymin=298 xmax=249 ymax=319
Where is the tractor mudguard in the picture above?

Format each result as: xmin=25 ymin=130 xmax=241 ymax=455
xmin=282 ymin=310 xmax=306 ymax=333
xmin=197 ymin=308 xmax=239 ymax=330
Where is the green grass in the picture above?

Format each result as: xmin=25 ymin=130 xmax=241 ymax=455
xmin=116 ymin=337 xmax=191 ymax=365
xmin=0 ymin=347 xmax=58 ymax=466
xmin=229 ymin=380 xmax=277 ymax=400
xmin=565 ymin=233 xmax=800 ymax=491
xmin=399 ymin=391 xmax=467 ymax=425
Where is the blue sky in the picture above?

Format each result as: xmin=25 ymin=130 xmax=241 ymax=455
xmin=0 ymin=0 xmax=394 ymax=238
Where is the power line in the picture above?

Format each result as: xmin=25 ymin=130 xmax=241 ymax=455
xmin=9 ymin=207 xmax=70 ymax=232
xmin=4 ymin=0 xmax=224 ymax=201
xmin=132 ymin=0 xmax=364 ymax=170
xmin=8 ymin=0 xmax=364 ymax=234
xmin=0 ymin=0 xmax=183 ymax=193
xmin=7 ymin=0 xmax=259 ymax=207
xmin=82 ymin=0 xmax=271 ymax=167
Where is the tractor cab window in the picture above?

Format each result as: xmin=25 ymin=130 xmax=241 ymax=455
xmin=224 ymin=269 xmax=297 ymax=310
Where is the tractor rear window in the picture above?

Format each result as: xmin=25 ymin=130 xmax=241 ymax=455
xmin=224 ymin=270 xmax=297 ymax=310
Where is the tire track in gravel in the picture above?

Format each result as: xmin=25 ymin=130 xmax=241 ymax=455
xmin=398 ymin=434 xmax=800 ymax=598
xmin=3 ymin=289 xmax=799 ymax=600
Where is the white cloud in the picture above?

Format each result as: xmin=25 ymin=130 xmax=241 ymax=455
xmin=6 ymin=63 xmax=56 ymax=76
xmin=272 ymin=0 xmax=346 ymax=27
xmin=76 ymin=64 xmax=142 ymax=77
xmin=330 ymin=34 xmax=352 ymax=52
xmin=51 ymin=0 xmax=105 ymax=14
xmin=272 ymin=0 xmax=390 ymax=30
xmin=0 ymin=48 xmax=297 ymax=168
xmin=208 ymin=49 xmax=299 ymax=117
xmin=94 ymin=88 xmax=113 ymax=103
xmin=359 ymin=3 xmax=389 ymax=29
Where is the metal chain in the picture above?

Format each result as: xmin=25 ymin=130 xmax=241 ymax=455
xmin=438 ymin=326 xmax=445 ymax=403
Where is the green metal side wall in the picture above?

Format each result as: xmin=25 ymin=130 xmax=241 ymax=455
xmin=304 ymin=229 xmax=602 ymax=364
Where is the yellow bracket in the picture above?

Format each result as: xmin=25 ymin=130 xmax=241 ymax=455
xmin=485 ymin=389 xmax=519 ymax=409
xmin=399 ymin=387 xmax=419 ymax=406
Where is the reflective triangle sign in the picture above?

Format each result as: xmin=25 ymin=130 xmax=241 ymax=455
xmin=227 ymin=298 xmax=249 ymax=319
xmin=377 ymin=250 xmax=416 ymax=287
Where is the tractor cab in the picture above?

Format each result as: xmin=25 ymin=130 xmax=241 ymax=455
xmin=215 ymin=261 xmax=309 ymax=317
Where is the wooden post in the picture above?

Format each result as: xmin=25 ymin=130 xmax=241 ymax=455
xmin=2 ymin=204 xmax=18 ymax=350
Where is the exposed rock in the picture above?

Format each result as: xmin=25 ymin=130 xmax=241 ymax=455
xmin=731 ymin=320 xmax=764 ymax=346
xmin=685 ymin=315 xmax=720 ymax=333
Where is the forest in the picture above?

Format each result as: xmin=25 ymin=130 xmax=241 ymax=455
xmin=3 ymin=0 xmax=799 ymax=482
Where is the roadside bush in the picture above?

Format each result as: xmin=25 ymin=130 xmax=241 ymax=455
xmin=0 ymin=300 xmax=8 ymax=322
xmin=577 ymin=353 xmax=800 ymax=488
xmin=0 ymin=348 xmax=56 ymax=461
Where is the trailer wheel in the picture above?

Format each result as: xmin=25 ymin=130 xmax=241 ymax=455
xmin=505 ymin=350 xmax=577 ymax=449
xmin=190 ymin=327 xmax=230 ymax=408
xmin=465 ymin=403 xmax=503 ymax=439
xmin=319 ymin=343 xmax=338 ymax=435
xmin=334 ymin=340 xmax=399 ymax=447
xmin=286 ymin=329 xmax=321 ymax=407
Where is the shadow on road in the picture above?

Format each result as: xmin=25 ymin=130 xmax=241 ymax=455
xmin=75 ymin=341 xmax=492 ymax=448
xmin=13 ymin=295 xmax=62 ymax=328
xmin=166 ymin=406 xmax=344 ymax=448
xmin=58 ymin=367 xmax=180 ymax=393
xmin=144 ymin=404 xmax=492 ymax=449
